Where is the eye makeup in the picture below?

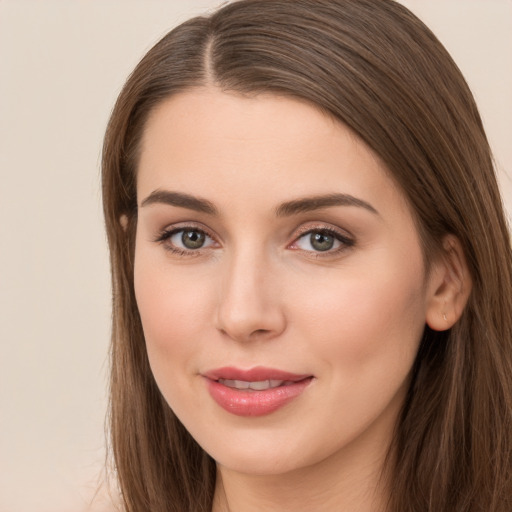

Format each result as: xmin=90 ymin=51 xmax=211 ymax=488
xmin=153 ymin=220 xmax=355 ymax=259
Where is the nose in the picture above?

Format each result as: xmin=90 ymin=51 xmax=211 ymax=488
xmin=214 ymin=249 xmax=286 ymax=343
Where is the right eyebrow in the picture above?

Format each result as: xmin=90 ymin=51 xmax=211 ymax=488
xmin=140 ymin=190 xmax=218 ymax=215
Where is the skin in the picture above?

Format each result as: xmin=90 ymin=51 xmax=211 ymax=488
xmin=134 ymin=87 xmax=465 ymax=511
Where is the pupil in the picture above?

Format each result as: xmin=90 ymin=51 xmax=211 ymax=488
xmin=311 ymin=232 xmax=334 ymax=251
xmin=182 ymin=230 xmax=205 ymax=249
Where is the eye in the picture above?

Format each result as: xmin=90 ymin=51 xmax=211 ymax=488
xmin=292 ymin=228 xmax=354 ymax=253
xmin=156 ymin=226 xmax=217 ymax=254
xmin=171 ymin=229 xmax=210 ymax=250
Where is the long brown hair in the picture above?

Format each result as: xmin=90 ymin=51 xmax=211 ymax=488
xmin=102 ymin=1 xmax=512 ymax=510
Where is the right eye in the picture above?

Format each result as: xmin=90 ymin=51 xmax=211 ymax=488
xmin=156 ymin=226 xmax=217 ymax=254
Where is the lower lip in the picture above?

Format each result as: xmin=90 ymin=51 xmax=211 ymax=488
xmin=206 ymin=378 xmax=313 ymax=417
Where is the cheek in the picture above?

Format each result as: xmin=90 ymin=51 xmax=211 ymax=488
xmin=293 ymin=253 xmax=427 ymax=375
xmin=133 ymin=252 xmax=213 ymax=382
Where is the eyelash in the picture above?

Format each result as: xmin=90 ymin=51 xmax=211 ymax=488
xmin=290 ymin=226 xmax=355 ymax=257
xmin=154 ymin=224 xmax=355 ymax=258
xmin=154 ymin=224 xmax=217 ymax=257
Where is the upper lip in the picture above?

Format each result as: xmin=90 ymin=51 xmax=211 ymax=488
xmin=202 ymin=366 xmax=312 ymax=382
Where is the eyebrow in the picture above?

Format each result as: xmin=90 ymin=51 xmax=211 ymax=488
xmin=275 ymin=193 xmax=379 ymax=217
xmin=140 ymin=190 xmax=378 ymax=217
xmin=140 ymin=190 xmax=218 ymax=215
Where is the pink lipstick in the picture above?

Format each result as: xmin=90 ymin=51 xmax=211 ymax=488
xmin=203 ymin=366 xmax=313 ymax=417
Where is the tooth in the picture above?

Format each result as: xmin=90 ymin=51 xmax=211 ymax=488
xmin=220 ymin=379 xmax=250 ymax=389
xmin=233 ymin=379 xmax=250 ymax=389
xmin=218 ymin=379 xmax=286 ymax=390
xmin=249 ymin=380 xmax=270 ymax=390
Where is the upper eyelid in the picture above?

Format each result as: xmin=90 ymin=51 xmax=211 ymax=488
xmin=291 ymin=222 xmax=354 ymax=240
xmin=292 ymin=230 xmax=353 ymax=245
xmin=158 ymin=222 xmax=216 ymax=238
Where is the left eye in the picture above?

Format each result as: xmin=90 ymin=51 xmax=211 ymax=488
xmin=168 ymin=228 xmax=215 ymax=250
xmin=294 ymin=230 xmax=348 ymax=252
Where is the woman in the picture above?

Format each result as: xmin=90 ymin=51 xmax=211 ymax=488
xmin=102 ymin=0 xmax=512 ymax=510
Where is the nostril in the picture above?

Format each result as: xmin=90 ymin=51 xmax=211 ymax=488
xmin=247 ymin=328 xmax=274 ymax=340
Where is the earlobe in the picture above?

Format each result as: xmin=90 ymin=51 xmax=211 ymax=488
xmin=425 ymin=235 xmax=472 ymax=331
xmin=120 ymin=214 xmax=129 ymax=231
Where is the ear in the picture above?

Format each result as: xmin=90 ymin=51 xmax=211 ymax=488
xmin=425 ymin=234 xmax=472 ymax=331
xmin=120 ymin=214 xmax=129 ymax=231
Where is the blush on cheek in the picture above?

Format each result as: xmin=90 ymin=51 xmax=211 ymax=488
xmin=134 ymin=263 xmax=213 ymax=375
xmin=307 ymin=270 xmax=425 ymax=366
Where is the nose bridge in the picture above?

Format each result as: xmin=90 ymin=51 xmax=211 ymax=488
xmin=215 ymin=243 xmax=285 ymax=342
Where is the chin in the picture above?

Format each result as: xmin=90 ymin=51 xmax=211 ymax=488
xmin=214 ymin=448 xmax=308 ymax=477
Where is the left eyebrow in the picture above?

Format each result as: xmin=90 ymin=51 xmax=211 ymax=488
xmin=275 ymin=193 xmax=379 ymax=217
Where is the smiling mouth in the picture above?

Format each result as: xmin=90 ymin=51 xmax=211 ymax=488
xmin=204 ymin=367 xmax=314 ymax=416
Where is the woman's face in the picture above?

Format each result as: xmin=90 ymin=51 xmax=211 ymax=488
xmin=134 ymin=88 xmax=441 ymax=476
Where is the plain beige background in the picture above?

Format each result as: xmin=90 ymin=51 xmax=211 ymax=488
xmin=0 ymin=1 xmax=510 ymax=511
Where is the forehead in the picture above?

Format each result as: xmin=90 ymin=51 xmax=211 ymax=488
xmin=137 ymin=87 xmax=409 ymax=218
xmin=139 ymin=87 xmax=349 ymax=163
